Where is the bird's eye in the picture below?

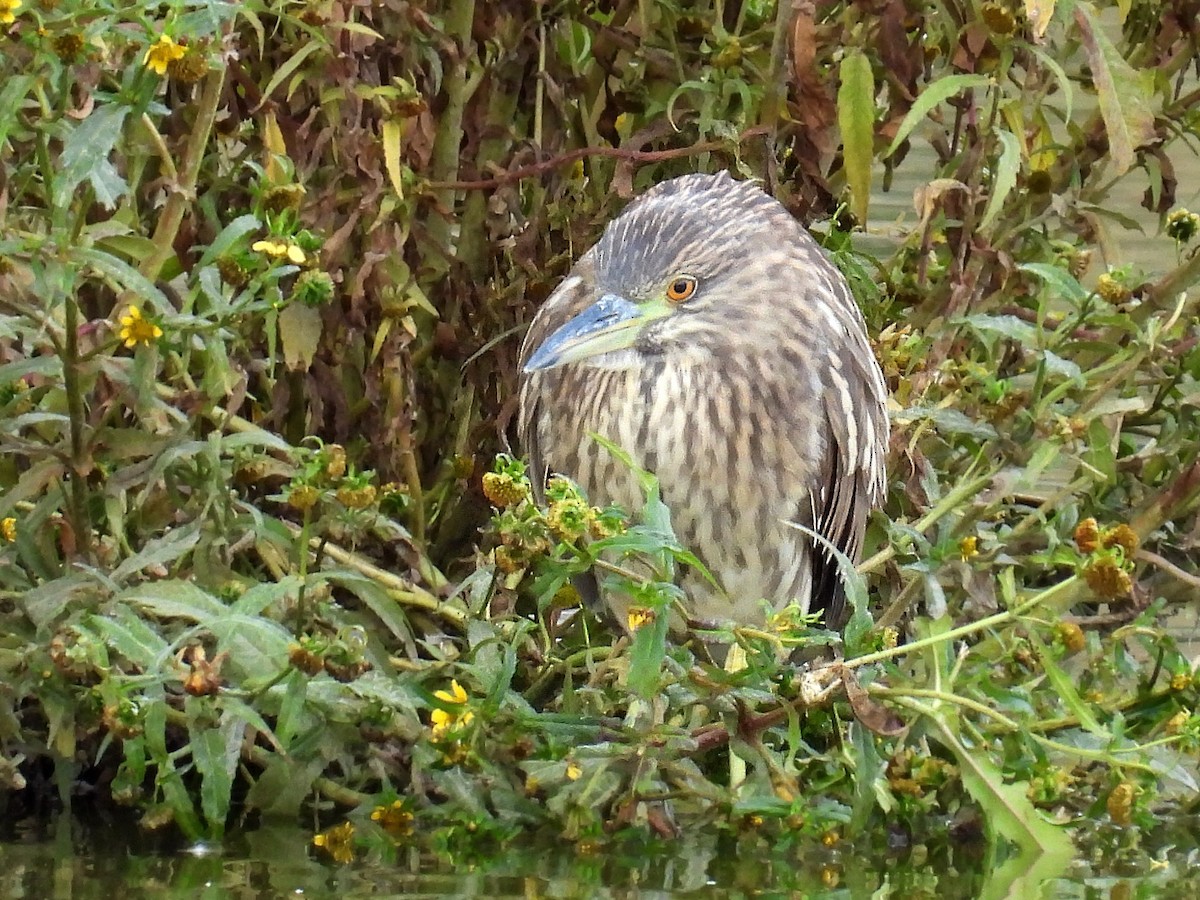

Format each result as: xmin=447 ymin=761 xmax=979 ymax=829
xmin=665 ymin=275 xmax=697 ymax=303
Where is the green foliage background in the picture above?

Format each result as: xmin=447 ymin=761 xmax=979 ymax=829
xmin=1 ymin=0 xmax=1199 ymax=886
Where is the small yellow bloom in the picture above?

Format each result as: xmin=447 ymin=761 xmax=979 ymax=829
xmin=626 ymin=606 xmax=655 ymax=632
xmin=430 ymin=679 xmax=473 ymax=740
xmin=0 ymin=0 xmax=22 ymax=25
xmin=312 ymin=821 xmax=355 ymax=863
xmin=565 ymin=760 xmax=582 ymax=781
xmin=370 ymin=800 xmax=414 ymax=837
xmin=117 ymin=306 xmax=163 ymax=348
xmin=959 ymin=535 xmax=978 ymax=560
xmin=252 ymin=239 xmax=306 ymax=264
xmin=143 ymin=34 xmax=186 ymax=76
xmin=1 ymin=517 xmax=15 ymax=542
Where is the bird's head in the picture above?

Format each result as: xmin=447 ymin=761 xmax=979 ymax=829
xmin=523 ymin=172 xmax=802 ymax=373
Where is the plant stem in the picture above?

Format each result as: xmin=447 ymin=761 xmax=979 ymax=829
xmin=858 ymin=467 xmax=996 ymax=575
xmin=61 ymin=290 xmax=92 ymax=562
xmin=140 ymin=67 xmax=226 ymax=282
xmin=844 ymin=575 xmax=1079 ymax=669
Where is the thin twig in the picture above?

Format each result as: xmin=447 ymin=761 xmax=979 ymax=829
xmin=424 ymin=127 xmax=771 ymax=192
xmin=1136 ymin=548 xmax=1200 ymax=591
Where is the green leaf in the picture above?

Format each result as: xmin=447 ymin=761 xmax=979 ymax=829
xmin=885 ymin=74 xmax=991 ymax=157
xmin=893 ymin=406 xmax=998 ymax=440
xmin=0 ymin=75 xmax=35 ymax=149
xmin=121 ymin=580 xmax=230 ymax=621
xmin=927 ymin=717 xmax=1073 ymax=900
xmin=110 ymin=521 xmax=202 ymax=583
xmin=328 ymin=572 xmax=413 ymax=646
xmin=1074 ymin=3 xmax=1156 ymax=176
xmin=77 ymin=247 xmax=171 ymax=313
xmin=1083 ymin=417 xmax=1116 ymax=482
xmin=90 ymin=606 xmax=171 ymax=670
xmin=159 ymin=769 xmax=205 ymax=840
xmin=1027 ymin=631 xmax=1106 ymax=736
xmin=1028 ymin=46 xmax=1073 ymax=121
xmin=244 ymin=755 xmax=322 ymax=819
xmin=961 ymin=313 xmax=1039 ymax=345
xmin=21 ymin=574 xmax=95 ymax=632
xmin=627 ymin=605 xmax=670 ymax=699
xmin=190 ymin=714 xmax=245 ymax=836
xmin=979 ymin=129 xmax=1020 ymax=232
xmin=837 ymin=50 xmax=875 ymax=223
xmin=274 ymin=669 xmax=311 ymax=749
xmin=197 ymin=214 xmax=262 ymax=267
xmin=207 ymin=616 xmax=293 ymax=684
xmin=261 ymin=41 xmax=323 ymax=106
xmin=53 ymin=104 xmax=130 ymax=211
xmin=1018 ymin=262 xmax=1089 ymax=305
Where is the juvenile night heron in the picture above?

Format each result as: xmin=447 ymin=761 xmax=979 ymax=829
xmin=517 ymin=172 xmax=889 ymax=630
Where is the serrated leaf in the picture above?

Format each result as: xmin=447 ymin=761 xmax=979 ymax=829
xmin=20 ymin=574 xmax=94 ymax=632
xmin=54 ymin=104 xmax=129 ymax=211
xmin=190 ymin=715 xmax=244 ymax=836
xmin=979 ymin=129 xmax=1020 ymax=232
xmin=121 ymin=580 xmax=229 ymax=621
xmin=206 ymin=615 xmax=293 ymax=684
xmin=110 ymin=521 xmax=202 ymax=583
xmin=885 ymin=74 xmax=991 ymax=157
xmin=1018 ymin=262 xmax=1089 ymax=305
xmin=837 ymin=50 xmax=875 ymax=223
xmin=1074 ymin=3 xmax=1155 ymax=176
xmin=90 ymin=606 xmax=171 ymax=669
xmin=928 ymin=717 xmax=1073 ymax=900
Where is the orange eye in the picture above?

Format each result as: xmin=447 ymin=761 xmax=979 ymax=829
xmin=666 ymin=275 xmax=697 ymax=303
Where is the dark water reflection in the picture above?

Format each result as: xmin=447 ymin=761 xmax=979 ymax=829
xmin=2 ymin=810 xmax=1199 ymax=898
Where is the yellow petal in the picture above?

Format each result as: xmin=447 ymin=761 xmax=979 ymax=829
xmin=286 ymin=245 xmax=306 ymax=264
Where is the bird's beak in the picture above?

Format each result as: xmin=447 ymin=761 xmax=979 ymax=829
xmin=523 ymin=293 xmax=668 ymax=372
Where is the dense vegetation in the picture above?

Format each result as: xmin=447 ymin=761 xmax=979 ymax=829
xmin=1 ymin=0 xmax=1199 ymax=891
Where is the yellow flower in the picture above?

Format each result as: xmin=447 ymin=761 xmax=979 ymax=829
xmin=565 ymin=760 xmax=582 ymax=781
xmin=370 ymin=800 xmax=414 ymax=837
xmin=626 ymin=606 xmax=655 ymax=632
xmin=0 ymin=0 xmax=22 ymax=25
xmin=143 ymin=35 xmax=186 ymax=76
xmin=311 ymin=821 xmax=355 ymax=863
xmin=430 ymin=679 xmax=473 ymax=740
xmin=1 ymin=517 xmax=15 ymax=542
xmin=117 ymin=306 xmax=163 ymax=348
xmin=252 ymin=239 xmax=306 ymax=264
xmin=959 ymin=535 xmax=978 ymax=560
